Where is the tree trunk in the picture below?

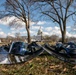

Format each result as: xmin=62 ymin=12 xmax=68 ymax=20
xmin=26 ymin=28 xmax=31 ymax=43
xmin=62 ymin=31 xmax=66 ymax=43
xmin=25 ymin=21 xmax=31 ymax=43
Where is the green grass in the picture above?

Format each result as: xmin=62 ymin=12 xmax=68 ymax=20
xmin=0 ymin=53 xmax=76 ymax=75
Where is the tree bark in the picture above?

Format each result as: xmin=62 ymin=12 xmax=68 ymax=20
xmin=26 ymin=28 xmax=31 ymax=43
xmin=62 ymin=31 xmax=66 ymax=43
xmin=25 ymin=22 xmax=31 ymax=43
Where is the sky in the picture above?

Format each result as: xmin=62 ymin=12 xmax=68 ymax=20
xmin=0 ymin=0 xmax=76 ymax=38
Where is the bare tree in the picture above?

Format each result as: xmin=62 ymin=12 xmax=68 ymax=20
xmin=50 ymin=35 xmax=59 ymax=42
xmin=3 ymin=0 xmax=35 ymax=43
xmin=40 ymin=0 xmax=76 ymax=43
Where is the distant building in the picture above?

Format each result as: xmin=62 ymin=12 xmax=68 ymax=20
xmin=37 ymin=27 xmax=43 ymax=41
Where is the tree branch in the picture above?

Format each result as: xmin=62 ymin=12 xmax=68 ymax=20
xmin=66 ymin=11 xmax=76 ymax=18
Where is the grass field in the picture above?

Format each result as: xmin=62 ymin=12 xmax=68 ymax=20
xmin=0 ymin=52 xmax=76 ymax=75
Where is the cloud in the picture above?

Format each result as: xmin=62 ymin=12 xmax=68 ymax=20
xmin=0 ymin=16 xmax=37 ymax=31
xmin=0 ymin=16 xmax=17 ymax=25
xmin=30 ymin=21 xmax=36 ymax=25
xmin=0 ymin=31 xmax=6 ymax=38
xmin=45 ymin=27 xmax=52 ymax=32
xmin=37 ymin=21 xmax=46 ymax=25
xmin=0 ymin=28 xmax=2 ymax=31
xmin=7 ymin=33 xmax=15 ymax=37
xmin=10 ymin=28 xmax=16 ymax=31
xmin=44 ymin=26 xmax=61 ymax=36
xmin=0 ymin=16 xmax=25 ymax=31
xmin=43 ymin=26 xmax=76 ymax=37
xmin=0 ymin=16 xmax=76 ymax=38
xmin=0 ymin=16 xmax=36 ymax=26
xmin=30 ymin=30 xmax=37 ymax=35
xmin=43 ymin=32 xmax=49 ymax=36
xmin=31 ymin=26 xmax=40 ymax=30
xmin=20 ymin=31 xmax=27 ymax=34
xmin=54 ymin=26 xmax=60 ymax=30
xmin=66 ymin=31 xmax=76 ymax=37
xmin=7 ymin=25 xmax=76 ymax=38
xmin=66 ymin=32 xmax=72 ymax=37
xmin=66 ymin=26 xmax=71 ymax=29
xmin=45 ymin=26 xmax=60 ymax=32
xmin=0 ymin=28 xmax=7 ymax=38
